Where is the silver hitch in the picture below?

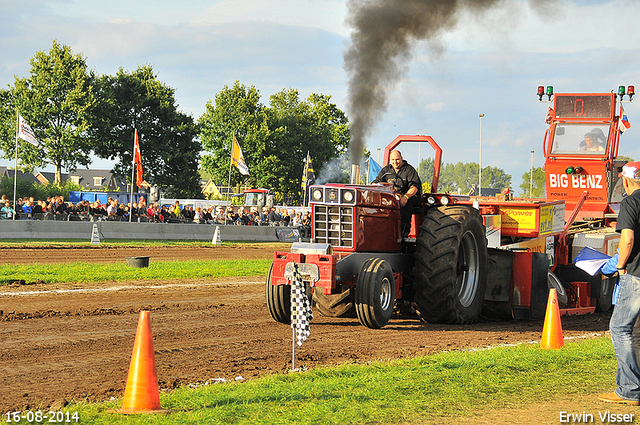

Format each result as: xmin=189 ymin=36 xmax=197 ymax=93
xmin=284 ymin=261 xmax=320 ymax=283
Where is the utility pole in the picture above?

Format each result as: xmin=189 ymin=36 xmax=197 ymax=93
xmin=529 ymin=151 xmax=534 ymax=198
xmin=479 ymin=114 xmax=484 ymax=196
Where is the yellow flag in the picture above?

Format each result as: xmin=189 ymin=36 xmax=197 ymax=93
xmin=231 ymin=136 xmax=250 ymax=175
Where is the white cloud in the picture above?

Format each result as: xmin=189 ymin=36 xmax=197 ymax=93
xmin=191 ymin=0 xmax=348 ymax=36
xmin=426 ymin=102 xmax=444 ymax=113
xmin=445 ymin=0 xmax=640 ymax=53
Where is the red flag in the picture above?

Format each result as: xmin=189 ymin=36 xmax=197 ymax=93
xmin=134 ymin=130 xmax=143 ymax=187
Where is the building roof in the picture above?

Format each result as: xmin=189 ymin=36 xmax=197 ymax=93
xmin=2 ymin=168 xmax=39 ymax=184
xmin=34 ymin=171 xmax=69 ymax=185
xmin=68 ymin=169 xmax=122 ymax=191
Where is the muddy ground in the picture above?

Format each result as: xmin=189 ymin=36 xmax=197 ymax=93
xmin=0 ymin=244 xmax=615 ymax=421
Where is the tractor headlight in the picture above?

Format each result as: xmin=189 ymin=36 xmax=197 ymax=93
xmin=312 ymin=188 xmax=323 ymax=202
xmin=342 ymin=189 xmax=355 ymax=204
xmin=427 ymin=196 xmax=436 ymax=205
xmin=441 ymin=196 xmax=451 ymax=206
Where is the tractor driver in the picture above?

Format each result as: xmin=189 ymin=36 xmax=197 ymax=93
xmin=372 ymin=150 xmax=422 ymax=238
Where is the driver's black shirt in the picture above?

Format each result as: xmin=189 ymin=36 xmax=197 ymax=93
xmin=372 ymin=160 xmax=422 ymax=199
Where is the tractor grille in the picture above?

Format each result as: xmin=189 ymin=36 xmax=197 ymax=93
xmin=313 ymin=205 xmax=354 ymax=248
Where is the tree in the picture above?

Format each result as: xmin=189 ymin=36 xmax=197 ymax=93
xmin=198 ymin=82 xmax=350 ymax=198
xmin=0 ymin=41 xmax=98 ymax=183
xmin=519 ymin=166 xmax=546 ymax=198
xmin=93 ymin=66 xmax=201 ymax=198
xmin=199 ymin=81 xmax=271 ymax=190
xmin=418 ymin=158 xmax=512 ymax=194
xmin=267 ymin=89 xmax=350 ymax=193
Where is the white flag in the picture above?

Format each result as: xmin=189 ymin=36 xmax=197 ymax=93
xmin=18 ymin=114 xmax=40 ymax=146
xmin=231 ymin=135 xmax=250 ymax=175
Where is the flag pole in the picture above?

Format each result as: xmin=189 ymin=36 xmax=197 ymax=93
xmin=129 ymin=128 xmax=136 ymax=223
xmin=291 ymin=326 xmax=296 ymax=371
xmin=302 ymin=152 xmax=308 ymax=208
xmin=13 ymin=111 xmax=19 ymax=220
xmin=227 ymin=133 xmax=234 ymax=207
xmin=366 ymin=157 xmax=370 ymax=184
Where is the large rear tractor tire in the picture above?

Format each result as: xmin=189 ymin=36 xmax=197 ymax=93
xmin=413 ymin=205 xmax=488 ymax=324
xmin=548 ymin=271 xmax=569 ymax=306
xmin=595 ymin=276 xmax=614 ymax=312
xmin=355 ymin=258 xmax=396 ymax=329
xmin=265 ymin=263 xmax=291 ymax=324
xmin=313 ymin=288 xmax=356 ymax=318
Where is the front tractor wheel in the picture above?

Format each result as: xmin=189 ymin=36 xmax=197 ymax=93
xmin=355 ymin=258 xmax=396 ymax=329
xmin=413 ymin=205 xmax=488 ymax=324
xmin=265 ymin=263 xmax=291 ymax=324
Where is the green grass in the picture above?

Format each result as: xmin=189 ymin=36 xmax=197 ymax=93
xmin=0 ymin=259 xmax=272 ymax=285
xmin=54 ymin=336 xmax=615 ymax=425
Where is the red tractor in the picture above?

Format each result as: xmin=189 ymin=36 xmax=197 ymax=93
xmin=266 ymin=135 xmax=490 ymax=329
xmin=265 ymin=87 xmax=634 ymax=328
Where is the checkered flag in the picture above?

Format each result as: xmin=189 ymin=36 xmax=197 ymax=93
xmin=290 ymin=263 xmax=313 ymax=347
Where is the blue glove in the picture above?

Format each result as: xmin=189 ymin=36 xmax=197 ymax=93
xmin=601 ymin=253 xmax=619 ymax=276
xmin=613 ymin=281 xmax=620 ymax=305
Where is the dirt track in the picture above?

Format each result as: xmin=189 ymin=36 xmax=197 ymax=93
xmin=0 ymin=245 xmax=613 ymax=412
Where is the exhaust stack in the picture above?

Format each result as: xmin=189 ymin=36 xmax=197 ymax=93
xmin=350 ymin=164 xmax=360 ymax=184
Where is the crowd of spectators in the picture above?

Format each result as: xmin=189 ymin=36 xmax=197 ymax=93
xmin=0 ymin=195 xmax=311 ymax=230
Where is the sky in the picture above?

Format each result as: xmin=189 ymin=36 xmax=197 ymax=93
xmin=1 ymin=0 xmax=640 ymax=193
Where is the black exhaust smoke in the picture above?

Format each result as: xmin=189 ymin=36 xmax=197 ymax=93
xmin=343 ymin=0 xmax=550 ymax=164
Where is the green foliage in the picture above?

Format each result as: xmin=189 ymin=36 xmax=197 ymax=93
xmin=93 ymin=66 xmax=202 ymax=198
xmin=198 ymin=82 xmax=350 ymax=198
xmin=0 ymin=177 xmax=82 ymax=201
xmin=519 ymin=166 xmax=546 ymax=198
xmin=418 ymin=158 xmax=512 ymax=194
xmin=2 ymin=44 xmax=349 ymax=200
xmin=199 ymin=81 xmax=269 ymax=189
xmin=617 ymin=155 xmax=635 ymax=163
xmin=0 ymin=40 xmax=98 ymax=183
xmin=0 ymin=176 xmax=35 ymax=200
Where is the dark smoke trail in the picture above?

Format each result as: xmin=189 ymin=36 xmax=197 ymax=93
xmin=344 ymin=0 xmax=503 ymax=163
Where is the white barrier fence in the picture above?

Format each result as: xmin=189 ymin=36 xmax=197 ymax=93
xmin=0 ymin=220 xmax=308 ymax=242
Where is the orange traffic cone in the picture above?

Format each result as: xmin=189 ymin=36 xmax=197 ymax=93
xmin=116 ymin=311 xmax=170 ymax=414
xmin=541 ymin=288 xmax=564 ymax=349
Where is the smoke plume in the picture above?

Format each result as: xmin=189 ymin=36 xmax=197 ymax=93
xmin=344 ymin=0 xmax=503 ymax=163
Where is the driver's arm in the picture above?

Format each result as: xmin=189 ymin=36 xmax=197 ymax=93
xmin=404 ymin=185 xmax=418 ymax=199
